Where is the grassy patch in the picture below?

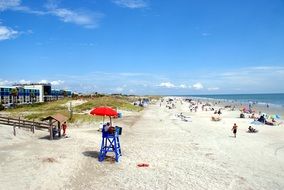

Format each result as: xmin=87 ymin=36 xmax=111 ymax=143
xmin=74 ymin=96 xmax=143 ymax=112
xmin=7 ymin=98 xmax=71 ymax=113
xmin=5 ymin=98 xmax=71 ymax=121
xmin=69 ymin=114 xmax=102 ymax=123
xmin=3 ymin=96 xmax=143 ymax=123
xmin=23 ymin=110 xmax=70 ymax=121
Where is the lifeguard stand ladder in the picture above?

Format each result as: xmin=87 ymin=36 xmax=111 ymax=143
xmin=98 ymin=127 xmax=122 ymax=162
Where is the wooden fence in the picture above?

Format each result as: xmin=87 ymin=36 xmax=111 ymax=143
xmin=0 ymin=116 xmax=53 ymax=137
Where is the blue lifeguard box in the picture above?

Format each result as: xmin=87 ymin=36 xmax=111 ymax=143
xmin=118 ymin=112 xmax=122 ymax=118
xmin=98 ymin=126 xmax=122 ymax=162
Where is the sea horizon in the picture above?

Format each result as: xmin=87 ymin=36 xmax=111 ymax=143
xmin=171 ymin=93 xmax=284 ymax=107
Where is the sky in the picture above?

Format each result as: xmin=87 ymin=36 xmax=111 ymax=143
xmin=0 ymin=0 xmax=284 ymax=95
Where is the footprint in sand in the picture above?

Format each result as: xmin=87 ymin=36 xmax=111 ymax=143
xmin=205 ymin=153 xmax=214 ymax=157
xmin=205 ymin=153 xmax=215 ymax=160
xmin=228 ymin=175 xmax=253 ymax=190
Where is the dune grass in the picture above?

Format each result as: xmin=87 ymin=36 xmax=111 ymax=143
xmin=5 ymin=98 xmax=71 ymax=121
xmin=69 ymin=114 xmax=102 ymax=123
xmin=7 ymin=98 xmax=71 ymax=113
xmin=4 ymin=96 xmax=143 ymax=123
xmin=74 ymin=96 xmax=143 ymax=112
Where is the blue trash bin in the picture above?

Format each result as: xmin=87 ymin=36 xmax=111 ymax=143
xmin=115 ymin=126 xmax=122 ymax=135
xmin=118 ymin=112 xmax=122 ymax=118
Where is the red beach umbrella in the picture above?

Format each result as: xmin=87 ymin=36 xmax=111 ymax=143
xmin=90 ymin=106 xmax=118 ymax=126
xmin=90 ymin=106 xmax=118 ymax=117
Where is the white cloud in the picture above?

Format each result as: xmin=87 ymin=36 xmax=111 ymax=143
xmin=115 ymin=87 xmax=124 ymax=92
xmin=38 ymin=80 xmax=48 ymax=84
xmin=158 ymin=82 xmax=191 ymax=89
xmin=179 ymin=84 xmax=187 ymax=89
xmin=51 ymin=80 xmax=64 ymax=86
xmin=0 ymin=0 xmax=45 ymax=15
xmin=198 ymin=65 xmax=284 ymax=93
xmin=119 ymin=72 xmax=148 ymax=77
xmin=0 ymin=25 xmax=18 ymax=41
xmin=0 ymin=0 xmax=20 ymax=11
xmin=0 ymin=79 xmax=12 ymax=86
xmin=11 ymin=5 xmax=46 ymax=15
xmin=1 ymin=0 xmax=102 ymax=28
xmin=18 ymin=79 xmax=31 ymax=84
xmin=36 ymin=79 xmax=65 ymax=86
xmin=192 ymin=82 xmax=203 ymax=90
xmin=49 ymin=8 xmax=103 ymax=28
xmin=249 ymin=66 xmax=278 ymax=71
xmin=129 ymin=89 xmax=135 ymax=93
xmin=208 ymin=87 xmax=219 ymax=91
xmin=158 ymin=82 xmax=175 ymax=88
xmin=112 ymin=0 xmax=147 ymax=9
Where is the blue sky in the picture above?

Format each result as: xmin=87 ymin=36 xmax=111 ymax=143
xmin=0 ymin=0 xmax=284 ymax=95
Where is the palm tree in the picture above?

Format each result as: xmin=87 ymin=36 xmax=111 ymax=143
xmin=0 ymin=100 xmax=4 ymax=111
xmin=10 ymin=88 xmax=18 ymax=107
xmin=63 ymin=90 xmax=68 ymax=97
xmin=30 ymin=91 xmax=36 ymax=104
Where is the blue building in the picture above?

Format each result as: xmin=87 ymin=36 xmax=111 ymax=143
xmin=0 ymin=86 xmax=40 ymax=105
xmin=0 ymin=83 xmax=72 ymax=106
xmin=50 ymin=89 xmax=72 ymax=100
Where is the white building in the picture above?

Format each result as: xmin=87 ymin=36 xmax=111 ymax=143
xmin=22 ymin=83 xmax=52 ymax=102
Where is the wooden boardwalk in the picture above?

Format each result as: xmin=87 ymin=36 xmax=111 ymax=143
xmin=0 ymin=115 xmax=54 ymax=138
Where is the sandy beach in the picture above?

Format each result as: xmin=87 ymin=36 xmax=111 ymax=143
xmin=1 ymin=98 xmax=284 ymax=190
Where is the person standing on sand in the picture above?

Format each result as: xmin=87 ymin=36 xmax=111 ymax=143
xmin=232 ymin=123 xmax=238 ymax=138
xmin=62 ymin=121 xmax=68 ymax=136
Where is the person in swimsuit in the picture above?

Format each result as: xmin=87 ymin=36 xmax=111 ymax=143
xmin=62 ymin=121 xmax=68 ymax=136
xmin=232 ymin=123 xmax=238 ymax=138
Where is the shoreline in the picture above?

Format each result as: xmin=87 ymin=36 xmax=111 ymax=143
xmin=174 ymin=93 xmax=284 ymax=108
xmin=178 ymin=96 xmax=284 ymax=119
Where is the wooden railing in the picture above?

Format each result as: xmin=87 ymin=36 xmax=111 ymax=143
xmin=0 ymin=116 xmax=53 ymax=136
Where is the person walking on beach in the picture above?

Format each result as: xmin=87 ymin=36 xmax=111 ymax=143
xmin=62 ymin=121 xmax=68 ymax=136
xmin=232 ymin=123 xmax=238 ymax=138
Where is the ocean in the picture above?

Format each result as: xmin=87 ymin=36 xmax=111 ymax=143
xmin=183 ymin=93 xmax=284 ymax=107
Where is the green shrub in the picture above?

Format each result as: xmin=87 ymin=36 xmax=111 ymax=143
xmin=0 ymin=103 xmax=4 ymax=111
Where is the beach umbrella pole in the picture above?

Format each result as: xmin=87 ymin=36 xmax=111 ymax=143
xmin=110 ymin=116 xmax=112 ymax=126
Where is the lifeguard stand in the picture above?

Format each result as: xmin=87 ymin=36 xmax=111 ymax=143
xmin=99 ymin=126 xmax=122 ymax=162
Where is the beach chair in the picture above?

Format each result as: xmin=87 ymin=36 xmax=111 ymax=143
xmin=98 ymin=126 xmax=122 ymax=162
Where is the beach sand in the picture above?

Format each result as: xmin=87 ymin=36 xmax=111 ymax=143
xmin=1 ymin=98 xmax=284 ymax=190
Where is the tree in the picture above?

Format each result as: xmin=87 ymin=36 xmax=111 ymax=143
xmin=30 ymin=91 xmax=36 ymax=104
xmin=0 ymin=103 xmax=4 ymax=111
xmin=63 ymin=90 xmax=68 ymax=97
xmin=10 ymin=88 xmax=18 ymax=107
xmin=71 ymin=93 xmax=78 ymax=99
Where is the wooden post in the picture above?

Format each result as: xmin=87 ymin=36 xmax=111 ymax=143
xmin=18 ymin=117 xmax=20 ymax=129
xmin=32 ymin=120 xmax=35 ymax=133
xmin=69 ymin=102 xmax=73 ymax=120
xmin=49 ymin=118 xmax=53 ymax=140
xmin=50 ymin=126 xmax=53 ymax=140
xmin=58 ymin=121 xmax=61 ymax=138
xmin=13 ymin=125 xmax=16 ymax=136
